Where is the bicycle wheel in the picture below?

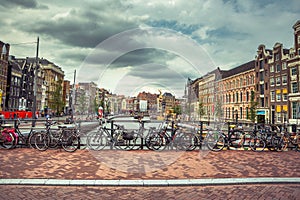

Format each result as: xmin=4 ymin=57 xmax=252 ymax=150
xmin=34 ymin=132 xmax=50 ymax=151
xmin=62 ymin=134 xmax=80 ymax=152
xmin=229 ymin=130 xmax=246 ymax=148
xmin=48 ymin=129 xmax=60 ymax=149
xmin=249 ymin=134 xmax=266 ymax=152
xmin=87 ymin=131 xmax=109 ymax=150
xmin=205 ymin=131 xmax=225 ymax=151
xmin=145 ymin=132 xmax=164 ymax=150
xmin=28 ymin=131 xmax=38 ymax=148
xmin=174 ymin=132 xmax=197 ymax=151
xmin=1 ymin=132 xmax=15 ymax=149
xmin=273 ymin=136 xmax=288 ymax=152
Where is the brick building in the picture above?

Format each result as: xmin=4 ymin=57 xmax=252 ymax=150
xmin=0 ymin=41 xmax=10 ymax=111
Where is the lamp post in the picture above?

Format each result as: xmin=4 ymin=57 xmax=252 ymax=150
xmin=32 ymin=37 xmax=39 ymax=127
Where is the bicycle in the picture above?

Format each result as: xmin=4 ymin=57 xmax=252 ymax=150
xmin=274 ymin=128 xmax=300 ymax=152
xmin=35 ymin=120 xmax=80 ymax=152
xmin=0 ymin=119 xmax=39 ymax=149
xmin=145 ymin=119 xmax=197 ymax=151
xmin=0 ymin=124 xmax=15 ymax=149
xmin=205 ymin=124 xmax=246 ymax=151
xmin=87 ymin=118 xmax=135 ymax=151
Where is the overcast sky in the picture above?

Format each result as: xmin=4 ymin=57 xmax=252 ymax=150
xmin=1 ymin=0 xmax=299 ymax=97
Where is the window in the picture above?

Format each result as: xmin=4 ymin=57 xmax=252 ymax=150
xmin=275 ymin=53 xmax=279 ymax=61
xmin=276 ymin=64 xmax=281 ymax=72
xmin=283 ymin=93 xmax=288 ymax=101
xmin=270 ymin=65 xmax=274 ymax=72
xmin=271 ymin=91 xmax=275 ymax=101
xmin=276 ymin=93 xmax=281 ymax=101
xmin=270 ymin=77 xmax=275 ymax=86
xmin=282 ymin=75 xmax=287 ymax=84
xmin=260 ymin=84 xmax=264 ymax=95
xmin=282 ymin=62 xmax=287 ymax=70
xmin=292 ymin=102 xmax=297 ymax=119
xmin=276 ymin=77 xmax=281 ymax=85
xmin=292 ymin=82 xmax=299 ymax=93
xmin=260 ymin=72 xmax=264 ymax=81
xmin=291 ymin=67 xmax=297 ymax=76
xmin=259 ymin=60 xmax=264 ymax=69
xmin=260 ymin=98 xmax=264 ymax=107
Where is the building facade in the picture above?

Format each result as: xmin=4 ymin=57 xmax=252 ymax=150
xmin=222 ymin=61 xmax=256 ymax=123
xmin=6 ymin=59 xmax=22 ymax=111
xmin=0 ymin=41 xmax=10 ymax=111
xmin=40 ymin=58 xmax=64 ymax=115
xmin=288 ymin=20 xmax=300 ymax=125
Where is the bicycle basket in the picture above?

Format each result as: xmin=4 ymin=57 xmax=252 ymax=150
xmin=122 ymin=131 xmax=135 ymax=140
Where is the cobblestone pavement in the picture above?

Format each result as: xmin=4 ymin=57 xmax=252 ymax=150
xmin=0 ymin=148 xmax=299 ymax=199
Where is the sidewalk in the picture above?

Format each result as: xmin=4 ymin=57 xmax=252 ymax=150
xmin=0 ymin=149 xmax=299 ymax=181
xmin=1 ymin=149 xmax=299 ymax=199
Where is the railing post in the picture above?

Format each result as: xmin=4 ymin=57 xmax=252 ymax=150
xmin=140 ymin=120 xmax=144 ymax=150
xmin=110 ymin=120 xmax=114 ymax=150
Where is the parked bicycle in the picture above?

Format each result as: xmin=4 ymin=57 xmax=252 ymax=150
xmin=205 ymin=124 xmax=246 ymax=151
xmin=145 ymin=120 xmax=197 ymax=151
xmin=34 ymin=119 xmax=80 ymax=152
xmin=274 ymin=128 xmax=300 ymax=152
xmin=87 ymin=117 xmax=138 ymax=150
xmin=0 ymin=124 xmax=15 ymax=149
xmin=0 ymin=119 xmax=39 ymax=149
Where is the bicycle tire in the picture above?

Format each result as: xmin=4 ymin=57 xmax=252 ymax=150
xmin=28 ymin=131 xmax=37 ymax=148
xmin=48 ymin=129 xmax=60 ymax=149
xmin=249 ymin=134 xmax=266 ymax=152
xmin=1 ymin=132 xmax=15 ymax=149
xmin=87 ymin=131 xmax=110 ymax=150
xmin=145 ymin=132 xmax=164 ymax=150
xmin=174 ymin=132 xmax=197 ymax=151
xmin=62 ymin=135 xmax=80 ymax=152
xmin=205 ymin=131 xmax=225 ymax=151
xmin=34 ymin=132 xmax=50 ymax=151
xmin=273 ymin=136 xmax=288 ymax=152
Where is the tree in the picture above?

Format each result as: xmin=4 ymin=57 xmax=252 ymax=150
xmin=77 ymin=94 xmax=87 ymax=114
xmin=51 ymin=79 xmax=65 ymax=115
xmin=214 ymin=98 xmax=223 ymax=121
xmin=249 ymin=91 xmax=258 ymax=123
xmin=198 ymin=101 xmax=205 ymax=121
xmin=173 ymin=104 xmax=182 ymax=116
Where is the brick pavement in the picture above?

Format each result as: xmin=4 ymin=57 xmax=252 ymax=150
xmin=0 ymin=148 xmax=299 ymax=199
xmin=0 ymin=184 xmax=299 ymax=200
xmin=0 ymin=149 xmax=299 ymax=180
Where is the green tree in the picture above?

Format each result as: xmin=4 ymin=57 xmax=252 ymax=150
xmin=173 ymin=104 xmax=182 ymax=116
xmin=51 ymin=79 xmax=65 ymax=115
xmin=78 ymin=94 xmax=87 ymax=114
xmin=249 ymin=91 xmax=258 ymax=122
xmin=198 ymin=101 xmax=205 ymax=121
xmin=214 ymin=98 xmax=223 ymax=121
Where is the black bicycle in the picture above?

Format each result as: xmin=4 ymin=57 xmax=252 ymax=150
xmin=34 ymin=120 xmax=80 ymax=152
xmin=205 ymin=124 xmax=246 ymax=151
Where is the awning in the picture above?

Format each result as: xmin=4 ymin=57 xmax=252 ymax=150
xmin=256 ymin=110 xmax=265 ymax=115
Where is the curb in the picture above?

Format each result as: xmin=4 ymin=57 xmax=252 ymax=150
xmin=0 ymin=177 xmax=300 ymax=187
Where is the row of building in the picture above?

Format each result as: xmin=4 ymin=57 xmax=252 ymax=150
xmin=185 ymin=20 xmax=300 ymax=125
xmin=0 ymin=41 xmax=177 ymax=117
